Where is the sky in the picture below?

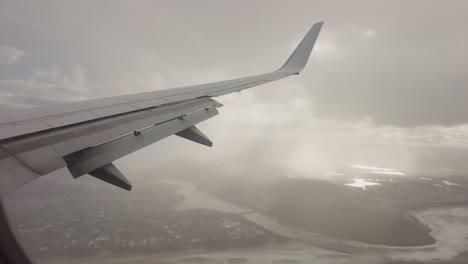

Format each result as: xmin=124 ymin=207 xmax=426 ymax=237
xmin=1 ymin=0 xmax=468 ymax=179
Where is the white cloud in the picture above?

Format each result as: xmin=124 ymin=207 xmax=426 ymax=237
xmin=0 ymin=64 xmax=90 ymax=109
xmin=314 ymin=40 xmax=339 ymax=56
xmin=0 ymin=45 xmax=26 ymax=64
xmin=362 ymin=28 xmax=376 ymax=38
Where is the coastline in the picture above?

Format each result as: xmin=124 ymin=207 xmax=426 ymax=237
xmin=36 ymin=206 xmax=468 ymax=263
xmin=37 ymin=241 xmax=315 ymax=264
xmin=31 ymin=175 xmax=468 ymax=264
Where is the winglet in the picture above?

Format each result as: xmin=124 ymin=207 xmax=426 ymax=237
xmin=277 ymin=22 xmax=323 ymax=74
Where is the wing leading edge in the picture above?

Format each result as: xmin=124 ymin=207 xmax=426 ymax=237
xmin=0 ymin=22 xmax=323 ymax=196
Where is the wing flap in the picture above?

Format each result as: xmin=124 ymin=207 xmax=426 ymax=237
xmin=65 ymin=106 xmax=218 ymax=178
xmin=91 ymin=104 xmax=139 ymax=117
xmin=2 ymin=98 xmax=220 ymax=179
xmin=0 ymin=121 xmax=52 ymax=140
xmin=42 ymin=111 xmax=101 ymax=128
xmin=128 ymin=98 xmax=170 ymax=110
xmin=0 ymin=149 xmax=39 ymax=195
xmin=0 ymin=98 xmax=220 ymax=196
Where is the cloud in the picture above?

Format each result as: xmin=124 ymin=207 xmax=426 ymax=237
xmin=361 ymin=28 xmax=376 ymax=38
xmin=0 ymin=45 xmax=25 ymax=64
xmin=0 ymin=64 xmax=90 ymax=109
xmin=302 ymin=19 xmax=468 ymax=127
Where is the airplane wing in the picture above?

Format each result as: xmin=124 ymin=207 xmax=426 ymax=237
xmin=0 ymin=22 xmax=323 ymax=196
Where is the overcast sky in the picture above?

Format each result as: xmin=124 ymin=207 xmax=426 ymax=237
xmin=1 ymin=1 xmax=468 ymax=179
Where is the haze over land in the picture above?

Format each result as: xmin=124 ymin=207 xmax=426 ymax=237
xmin=6 ymin=162 xmax=468 ymax=263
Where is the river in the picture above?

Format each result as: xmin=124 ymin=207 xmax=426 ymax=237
xmin=163 ymin=179 xmax=358 ymax=253
xmin=163 ymin=179 xmax=468 ymax=263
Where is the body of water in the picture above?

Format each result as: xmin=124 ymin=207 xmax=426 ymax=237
xmin=164 ymin=179 xmax=468 ymax=262
xmin=345 ymin=179 xmax=381 ymax=190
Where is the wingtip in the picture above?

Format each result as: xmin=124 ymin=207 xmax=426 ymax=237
xmin=312 ymin=22 xmax=324 ymax=30
xmin=277 ymin=21 xmax=324 ymax=74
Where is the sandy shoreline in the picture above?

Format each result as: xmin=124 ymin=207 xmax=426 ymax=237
xmin=37 ymin=241 xmax=314 ymax=264
xmin=19 ymin=178 xmax=468 ymax=264
xmin=36 ymin=206 xmax=468 ymax=263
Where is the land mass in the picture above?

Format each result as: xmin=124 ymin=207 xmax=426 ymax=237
xmin=165 ymin=163 xmax=468 ymax=247
xmin=4 ymin=174 xmax=287 ymax=260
